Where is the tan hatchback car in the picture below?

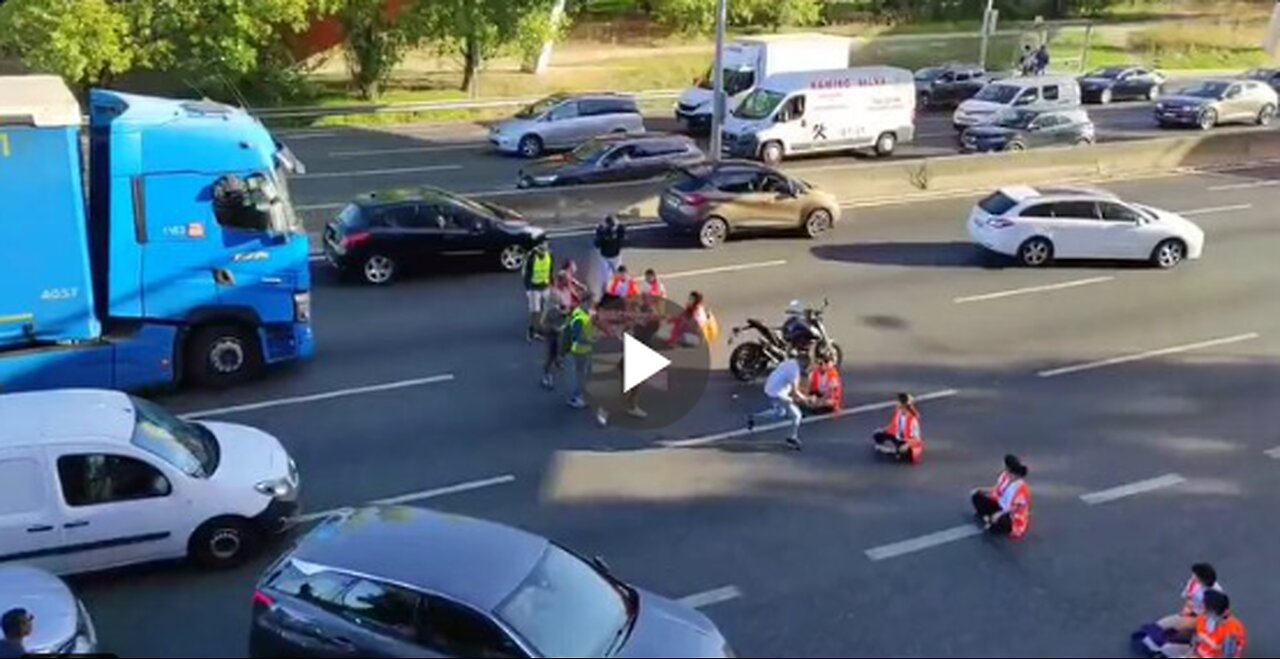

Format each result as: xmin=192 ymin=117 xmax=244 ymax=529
xmin=658 ymin=161 xmax=841 ymax=248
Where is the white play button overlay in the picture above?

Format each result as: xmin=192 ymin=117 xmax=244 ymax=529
xmin=623 ymin=333 xmax=671 ymax=394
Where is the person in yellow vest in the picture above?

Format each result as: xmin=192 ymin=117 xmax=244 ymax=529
xmin=566 ymin=297 xmax=596 ymax=409
xmin=522 ymin=241 xmax=554 ymax=341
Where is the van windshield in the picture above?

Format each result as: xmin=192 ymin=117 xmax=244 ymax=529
xmin=974 ymin=84 xmax=1021 ymax=104
xmin=699 ymin=68 xmax=756 ymax=96
xmin=734 ymin=89 xmax=786 ymax=120
xmin=130 ymin=396 xmax=220 ymax=478
xmin=515 ymin=96 xmax=562 ymax=119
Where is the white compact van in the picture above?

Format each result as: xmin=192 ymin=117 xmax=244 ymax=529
xmin=676 ymin=33 xmax=852 ymax=133
xmin=0 ymin=389 xmax=300 ymax=574
xmin=953 ymin=75 xmax=1082 ymax=130
xmin=720 ymin=66 xmax=916 ymax=165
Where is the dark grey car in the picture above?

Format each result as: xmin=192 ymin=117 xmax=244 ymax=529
xmin=914 ymin=63 xmax=991 ymax=108
xmin=961 ymin=108 xmax=1095 ymax=153
xmin=249 ymin=506 xmax=732 ymax=658
xmin=1078 ymin=66 xmax=1165 ymax=104
xmin=517 ymin=134 xmax=705 ymax=189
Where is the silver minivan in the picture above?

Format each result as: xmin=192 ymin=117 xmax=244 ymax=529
xmin=489 ymin=93 xmax=646 ymax=158
xmin=953 ymin=75 xmax=1082 ymax=130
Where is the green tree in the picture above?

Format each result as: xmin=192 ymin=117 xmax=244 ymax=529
xmin=339 ymin=0 xmax=415 ymax=100
xmin=413 ymin=0 xmax=558 ymax=93
xmin=0 ymin=0 xmax=136 ymax=90
xmin=651 ymin=0 xmax=822 ymax=35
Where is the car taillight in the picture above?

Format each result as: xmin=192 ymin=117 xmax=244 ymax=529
xmin=683 ymin=193 xmax=708 ymax=207
xmin=987 ymin=218 xmax=1014 ymax=229
xmin=253 ymin=591 xmax=276 ymax=609
xmin=342 ymin=232 xmax=371 ymax=249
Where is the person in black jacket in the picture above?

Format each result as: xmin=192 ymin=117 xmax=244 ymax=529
xmin=593 ymin=215 xmax=626 ymax=287
xmin=0 ymin=608 xmax=32 ymax=658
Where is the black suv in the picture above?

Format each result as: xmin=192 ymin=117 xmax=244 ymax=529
xmin=915 ymin=64 xmax=992 ymax=108
xmin=517 ymin=133 xmax=705 ymax=188
xmin=323 ymin=188 xmax=546 ymax=285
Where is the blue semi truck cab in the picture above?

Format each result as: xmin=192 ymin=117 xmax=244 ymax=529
xmin=0 ymin=75 xmax=313 ymax=392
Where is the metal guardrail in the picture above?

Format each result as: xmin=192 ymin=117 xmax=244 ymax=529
xmin=251 ymin=89 xmax=684 ymax=119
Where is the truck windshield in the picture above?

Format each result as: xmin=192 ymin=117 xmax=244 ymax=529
xmin=130 ymin=396 xmax=220 ymax=478
xmin=699 ymin=67 xmax=756 ymax=96
xmin=734 ymin=89 xmax=786 ymax=120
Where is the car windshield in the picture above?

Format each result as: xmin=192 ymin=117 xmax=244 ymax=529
xmin=734 ymin=88 xmax=786 ymax=120
xmin=915 ymin=67 xmax=944 ymax=81
xmin=699 ymin=67 xmax=757 ymax=96
xmin=1245 ymin=69 xmax=1274 ymax=80
xmin=515 ymin=96 xmax=562 ymax=119
xmin=1178 ymin=81 xmax=1230 ymax=99
xmin=994 ymin=108 xmax=1039 ymax=129
xmin=496 ymin=546 xmax=630 ymax=658
xmin=974 ymin=84 xmax=1021 ymax=104
xmin=1086 ymin=67 xmax=1125 ymax=79
xmin=129 ymin=396 xmax=219 ymax=478
xmin=571 ymin=139 xmax=613 ymax=162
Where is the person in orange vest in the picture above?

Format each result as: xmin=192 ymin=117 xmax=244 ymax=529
xmin=642 ymin=268 xmax=667 ymax=301
xmin=803 ymin=351 xmax=843 ymax=414
xmin=872 ymin=392 xmax=923 ymax=463
xmin=1158 ymin=590 xmax=1247 ymax=658
xmin=601 ymin=264 xmax=639 ymax=307
xmin=1157 ymin=564 xmax=1226 ymax=639
xmin=970 ymin=454 xmax=1031 ymax=538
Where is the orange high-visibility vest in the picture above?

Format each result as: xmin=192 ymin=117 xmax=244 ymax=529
xmin=887 ymin=408 xmax=922 ymax=463
xmin=1192 ymin=614 xmax=1247 ymax=658
xmin=999 ymin=479 xmax=1031 ymax=539
xmin=643 ymin=279 xmax=667 ymax=299
xmin=808 ymin=368 xmax=844 ymax=409
xmin=606 ymin=274 xmax=638 ymax=298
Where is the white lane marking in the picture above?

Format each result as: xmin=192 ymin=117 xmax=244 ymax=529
xmin=298 ymin=165 xmax=463 ymax=180
xmin=1265 ymin=446 xmax=1280 ymax=459
xmin=299 ymin=202 xmax=346 ymax=212
xmin=865 ymin=525 xmax=984 ymax=562
xmin=662 ymin=389 xmax=959 ymax=448
xmin=954 ymin=276 xmax=1114 ymax=304
xmin=1037 ymin=333 xmax=1261 ymax=378
xmin=1176 ymin=203 xmax=1253 ymax=217
xmin=1207 ymin=180 xmax=1279 ymax=191
xmin=678 ymin=585 xmax=743 ymax=609
xmin=472 ymin=178 xmax=659 ymax=198
xmin=547 ymin=221 xmax=665 ymax=238
xmin=309 ymin=254 xmax=325 ymax=262
xmin=329 ymin=144 xmax=488 ymax=157
xmin=280 ymin=132 xmax=340 ymax=140
xmin=665 ymin=260 xmax=787 ymax=280
xmin=181 ymin=374 xmax=456 ymax=419
xmin=292 ymin=474 xmax=515 ymax=523
xmin=1080 ymin=473 xmax=1186 ymax=506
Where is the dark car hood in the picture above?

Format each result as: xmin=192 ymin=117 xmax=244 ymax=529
xmin=1161 ymin=95 xmax=1213 ymax=108
xmin=524 ymin=154 xmax=590 ymax=177
xmin=1079 ymin=77 xmax=1115 ymax=87
xmin=616 ymin=589 xmax=728 ymax=658
xmin=966 ymin=125 xmax=1020 ymax=139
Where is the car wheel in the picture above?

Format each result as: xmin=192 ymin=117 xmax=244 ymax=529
xmin=517 ymin=176 xmax=533 ymax=189
xmin=1151 ymin=238 xmax=1187 ymax=269
xmin=1256 ymin=103 xmax=1276 ymax=126
xmin=187 ymin=324 xmax=263 ymax=389
xmin=874 ymin=132 xmax=897 ymax=157
xmin=1017 ymin=237 xmax=1054 ymax=267
xmin=1156 ymin=119 xmax=1172 ymax=129
xmin=697 ymin=216 xmax=729 ymax=249
xmin=1147 ymin=85 xmax=1161 ymax=102
xmin=1198 ymin=108 xmax=1218 ymax=131
xmin=1100 ymin=88 xmax=1113 ymax=105
xmin=1074 ymin=136 xmax=1094 ymax=147
xmin=803 ymin=208 xmax=834 ymax=238
xmin=760 ymin=141 xmax=784 ymax=166
xmin=1005 ymin=141 xmax=1026 ymax=152
xmin=918 ymin=92 xmax=933 ymax=109
xmin=518 ymin=134 xmax=544 ymax=158
xmin=498 ymin=244 xmax=528 ymax=272
xmin=190 ymin=517 xmax=258 ymax=569
xmin=362 ymin=254 xmax=397 ymax=285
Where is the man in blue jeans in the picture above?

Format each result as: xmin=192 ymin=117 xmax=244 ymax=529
xmin=746 ymin=355 xmax=805 ymax=450
xmin=566 ymin=297 xmax=596 ymax=410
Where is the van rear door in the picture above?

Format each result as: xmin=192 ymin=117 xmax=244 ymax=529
xmin=0 ymin=448 xmax=69 ymax=574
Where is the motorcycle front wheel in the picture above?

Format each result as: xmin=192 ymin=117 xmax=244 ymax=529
xmin=730 ymin=342 xmax=769 ymax=382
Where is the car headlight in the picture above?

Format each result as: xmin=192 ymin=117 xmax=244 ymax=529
xmin=293 ymin=292 xmax=311 ymax=323
xmin=533 ymin=174 xmax=559 ymax=184
xmin=255 ymin=477 xmax=294 ymax=498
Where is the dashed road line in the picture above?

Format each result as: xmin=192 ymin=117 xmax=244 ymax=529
xmin=297 ymin=165 xmax=463 ymax=180
xmin=662 ymin=389 xmax=959 ymax=449
xmin=678 ymin=585 xmax=743 ymax=609
xmin=665 ymin=260 xmax=788 ymax=280
xmin=329 ymin=144 xmax=489 ymax=157
xmin=181 ymin=374 xmax=456 ymax=419
xmin=953 ymin=276 xmax=1114 ymax=304
xmin=1176 ymin=203 xmax=1253 ymax=217
xmin=1080 ymin=473 xmax=1186 ymax=506
xmin=1265 ymin=446 xmax=1280 ymax=459
xmin=293 ymin=474 xmax=516 ymax=523
xmin=865 ymin=525 xmax=984 ymax=562
xmin=1037 ymin=333 xmax=1260 ymax=378
xmin=1207 ymin=180 xmax=1279 ymax=192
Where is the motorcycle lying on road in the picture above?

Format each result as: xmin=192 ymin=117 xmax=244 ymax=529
xmin=728 ymin=299 xmax=843 ymax=381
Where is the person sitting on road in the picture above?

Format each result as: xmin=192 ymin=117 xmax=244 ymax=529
xmin=642 ymin=268 xmax=667 ymax=301
xmin=662 ymin=291 xmax=717 ymax=348
xmin=601 ymin=264 xmax=639 ymax=307
xmin=873 ymin=392 xmax=923 ymax=463
xmin=1158 ymin=590 xmax=1247 ymax=659
xmin=970 ymin=454 xmax=1031 ymax=538
xmin=1157 ymin=564 xmax=1227 ymax=641
xmin=804 ymin=351 xmax=843 ymax=414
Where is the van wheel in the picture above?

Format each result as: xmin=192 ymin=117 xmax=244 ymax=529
xmin=803 ymin=208 xmax=834 ymax=238
xmin=1074 ymin=136 xmax=1094 ymax=147
xmin=1256 ymin=104 xmax=1276 ymax=126
xmin=518 ymin=134 xmax=544 ymax=158
xmin=190 ymin=517 xmax=258 ymax=569
xmin=187 ymin=324 xmax=263 ymax=389
xmin=1017 ymin=237 xmax=1054 ymax=267
xmin=698 ymin=217 xmax=729 ymax=249
xmin=874 ymin=132 xmax=897 ymax=157
xmin=760 ymin=141 xmax=784 ymax=166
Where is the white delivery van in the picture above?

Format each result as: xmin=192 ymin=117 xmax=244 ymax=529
xmin=675 ymin=33 xmax=852 ymax=133
xmin=721 ymin=66 xmax=917 ymax=165
xmin=953 ymin=75 xmax=1082 ymax=130
xmin=0 ymin=389 xmax=300 ymax=575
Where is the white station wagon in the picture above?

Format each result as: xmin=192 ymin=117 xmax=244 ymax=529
xmin=968 ymin=186 xmax=1205 ymax=268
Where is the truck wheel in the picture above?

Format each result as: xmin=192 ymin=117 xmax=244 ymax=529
xmin=760 ymin=141 xmax=784 ymax=166
xmin=188 ymin=324 xmax=263 ymax=389
xmin=189 ymin=516 xmax=258 ymax=570
xmin=874 ymin=132 xmax=897 ymax=157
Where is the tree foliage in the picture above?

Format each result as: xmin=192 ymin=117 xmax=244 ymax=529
xmin=340 ymin=0 xmax=414 ymax=100
xmin=0 ymin=0 xmax=136 ymax=90
xmin=651 ymin=0 xmax=823 ymax=35
xmin=412 ymin=0 xmax=559 ymax=93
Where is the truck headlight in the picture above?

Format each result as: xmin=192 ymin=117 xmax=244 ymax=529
xmin=255 ymin=477 xmax=294 ymax=498
xmin=294 ymin=292 xmax=311 ymax=323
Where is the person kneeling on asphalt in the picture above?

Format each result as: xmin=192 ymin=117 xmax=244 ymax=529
xmin=873 ymin=392 xmax=923 ymax=463
xmin=1157 ymin=590 xmax=1247 ymax=659
xmin=804 ymin=351 xmax=843 ymax=414
xmin=746 ymin=353 xmax=805 ymax=451
xmin=970 ymin=454 xmax=1031 ymax=538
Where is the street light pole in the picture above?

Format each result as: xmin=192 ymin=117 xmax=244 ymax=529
xmin=709 ymin=0 xmax=729 ymax=161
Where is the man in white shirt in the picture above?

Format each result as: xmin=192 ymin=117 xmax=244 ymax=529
xmin=746 ymin=356 xmax=805 ymax=450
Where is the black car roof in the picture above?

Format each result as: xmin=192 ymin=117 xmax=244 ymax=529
xmin=590 ymin=132 xmax=691 ymax=145
xmin=354 ymin=186 xmax=466 ymax=208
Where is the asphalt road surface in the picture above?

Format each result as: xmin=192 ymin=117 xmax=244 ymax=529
xmin=74 ymin=160 xmax=1280 ymax=657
